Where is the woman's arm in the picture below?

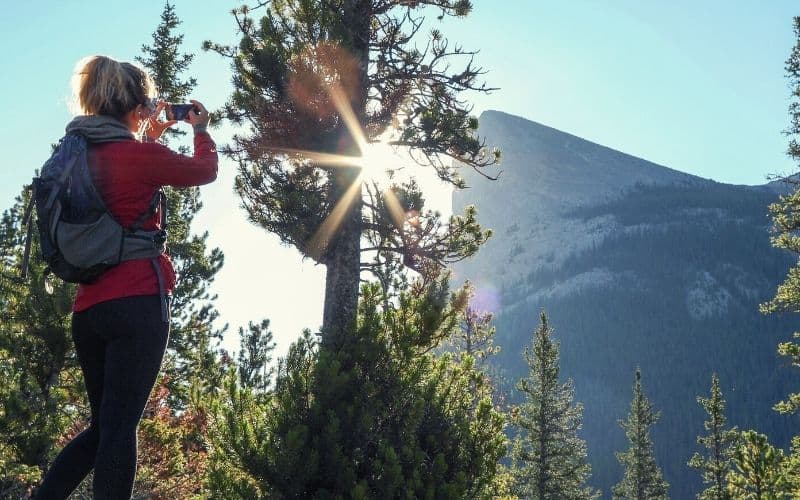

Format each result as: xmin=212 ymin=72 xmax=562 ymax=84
xmin=134 ymin=131 xmax=218 ymax=187
xmin=135 ymin=100 xmax=218 ymax=187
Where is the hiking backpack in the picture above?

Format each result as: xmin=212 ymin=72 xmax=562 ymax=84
xmin=21 ymin=132 xmax=168 ymax=285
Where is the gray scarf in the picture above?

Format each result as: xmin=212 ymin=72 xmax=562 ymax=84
xmin=65 ymin=115 xmax=136 ymax=143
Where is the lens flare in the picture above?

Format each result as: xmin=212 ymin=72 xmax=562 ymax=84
xmin=306 ymin=170 xmax=365 ymax=260
xmin=270 ymin=78 xmax=411 ymax=260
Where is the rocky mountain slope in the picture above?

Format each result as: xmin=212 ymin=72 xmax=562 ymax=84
xmin=452 ymin=110 xmax=800 ymax=498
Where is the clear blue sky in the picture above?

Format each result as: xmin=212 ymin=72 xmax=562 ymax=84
xmin=1 ymin=1 xmax=797 ymax=354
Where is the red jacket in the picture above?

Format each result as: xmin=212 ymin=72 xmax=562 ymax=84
xmin=73 ymin=132 xmax=218 ymax=312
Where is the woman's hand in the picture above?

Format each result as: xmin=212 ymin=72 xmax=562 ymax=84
xmin=187 ymin=100 xmax=210 ymax=128
xmin=144 ymin=101 xmax=177 ymax=142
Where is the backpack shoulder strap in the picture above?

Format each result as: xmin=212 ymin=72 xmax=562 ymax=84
xmin=44 ymin=134 xmax=86 ymax=211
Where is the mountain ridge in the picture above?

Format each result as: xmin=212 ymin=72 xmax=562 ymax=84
xmin=476 ymin=110 xmax=705 ymax=184
xmin=453 ymin=110 xmax=800 ymax=498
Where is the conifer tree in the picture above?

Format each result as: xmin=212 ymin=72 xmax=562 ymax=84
xmin=207 ymin=277 xmax=512 ymax=498
xmin=237 ymin=319 xmax=276 ymax=393
xmin=136 ymin=1 xmax=196 ymax=147
xmin=781 ymin=436 xmax=800 ymax=497
xmin=123 ymin=5 xmax=229 ymax=495
xmin=725 ymin=430 xmax=789 ymax=498
xmin=755 ymin=15 xmax=800 ymax=500
xmin=205 ymin=0 xmax=497 ymax=346
xmin=758 ymin=15 xmax=800 ymax=499
xmin=761 ymin=16 xmax=800 ymax=416
xmin=787 ymin=16 xmax=800 ymax=165
xmin=511 ymin=311 xmax=599 ymax=499
xmin=612 ymin=369 xmax=669 ymax=500
xmin=689 ymin=374 xmax=739 ymax=500
xmin=136 ymin=1 xmax=226 ymax=406
xmin=453 ymin=301 xmax=499 ymax=365
xmin=0 ymin=194 xmax=82 ymax=497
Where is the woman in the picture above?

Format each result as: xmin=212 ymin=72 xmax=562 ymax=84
xmin=34 ymin=55 xmax=217 ymax=499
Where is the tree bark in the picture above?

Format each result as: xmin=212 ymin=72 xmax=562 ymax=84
xmin=322 ymin=171 xmax=362 ymax=348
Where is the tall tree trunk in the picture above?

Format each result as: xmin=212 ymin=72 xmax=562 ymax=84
xmin=322 ymin=170 xmax=362 ymax=347
xmin=320 ymin=0 xmax=371 ymax=348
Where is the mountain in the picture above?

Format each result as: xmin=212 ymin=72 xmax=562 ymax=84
xmin=452 ymin=110 xmax=800 ymax=498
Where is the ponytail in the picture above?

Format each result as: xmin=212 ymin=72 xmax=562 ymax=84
xmin=71 ymin=55 xmax=157 ymax=120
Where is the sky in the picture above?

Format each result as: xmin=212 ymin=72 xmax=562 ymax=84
xmin=1 ymin=1 xmax=798 ymax=356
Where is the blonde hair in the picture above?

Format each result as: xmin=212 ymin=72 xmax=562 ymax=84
xmin=70 ymin=55 xmax=157 ymax=119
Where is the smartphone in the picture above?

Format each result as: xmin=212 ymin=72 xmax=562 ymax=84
xmin=166 ymin=103 xmax=198 ymax=121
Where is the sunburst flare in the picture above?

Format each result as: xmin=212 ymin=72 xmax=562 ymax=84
xmin=271 ymin=77 xmax=410 ymax=261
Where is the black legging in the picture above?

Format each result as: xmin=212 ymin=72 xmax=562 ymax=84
xmin=35 ymin=295 xmax=169 ymax=500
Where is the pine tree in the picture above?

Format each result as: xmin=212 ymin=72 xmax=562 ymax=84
xmin=511 ymin=311 xmax=599 ymax=499
xmin=688 ymin=374 xmax=739 ymax=499
xmin=125 ymin=5 xmax=227 ymax=496
xmin=205 ymin=0 xmax=497 ymax=346
xmin=136 ymin=1 xmax=226 ymax=407
xmin=787 ymin=16 xmax=800 ymax=164
xmin=761 ymin=17 xmax=800 ymax=416
xmin=753 ymin=15 xmax=800 ymax=500
xmin=207 ymin=277 xmax=513 ymax=498
xmin=725 ymin=430 xmax=789 ymax=498
xmin=0 ymin=194 xmax=82 ymax=497
xmin=237 ymin=319 xmax=276 ymax=393
xmin=612 ymin=369 xmax=669 ymax=500
xmin=135 ymin=1 xmax=196 ymax=147
xmin=781 ymin=436 xmax=800 ymax=497
xmin=452 ymin=300 xmax=499 ymax=365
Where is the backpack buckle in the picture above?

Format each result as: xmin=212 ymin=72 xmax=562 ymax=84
xmin=154 ymin=229 xmax=167 ymax=246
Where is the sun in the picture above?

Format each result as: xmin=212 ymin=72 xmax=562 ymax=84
xmin=274 ymin=83 xmax=413 ymax=258
xmin=356 ymin=141 xmax=401 ymax=186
